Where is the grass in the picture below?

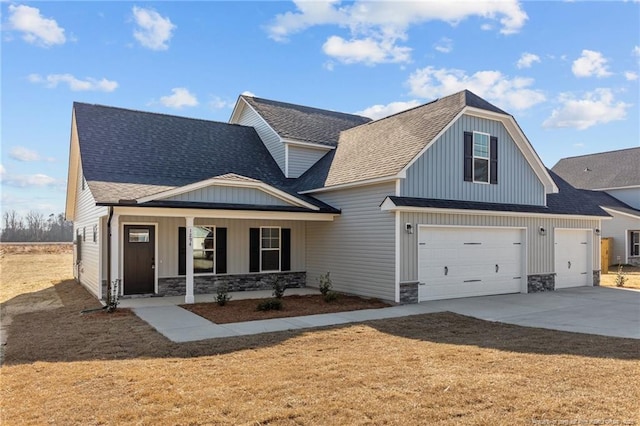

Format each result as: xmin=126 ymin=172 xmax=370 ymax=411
xmin=600 ymin=265 xmax=640 ymax=289
xmin=1 ymin=249 xmax=639 ymax=425
xmin=182 ymin=294 xmax=390 ymax=324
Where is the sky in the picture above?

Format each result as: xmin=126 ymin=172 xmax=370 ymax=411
xmin=1 ymin=1 xmax=639 ymax=218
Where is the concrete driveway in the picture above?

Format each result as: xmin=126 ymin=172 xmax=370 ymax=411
xmin=129 ymin=286 xmax=639 ymax=342
xmin=418 ymin=286 xmax=640 ymax=339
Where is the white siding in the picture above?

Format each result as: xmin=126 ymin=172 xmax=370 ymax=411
xmin=401 ymin=115 xmax=546 ymax=206
xmin=400 ymin=212 xmax=600 ymax=282
xmin=165 ymin=185 xmax=291 ymax=206
xmin=605 ymin=188 xmax=640 ymax=209
xmin=306 ymin=183 xmax=396 ymax=301
xmin=236 ymin=104 xmax=285 ymax=174
xmin=601 ymin=210 xmax=640 ymax=265
xmin=117 ymin=216 xmax=306 ymax=277
xmin=73 ymin=163 xmax=108 ymax=298
xmin=287 ymin=145 xmax=330 ymax=178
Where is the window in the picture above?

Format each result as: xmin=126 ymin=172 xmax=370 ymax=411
xmin=128 ymin=229 xmax=149 ymax=243
xmin=193 ymin=226 xmax=215 ymax=274
xmin=473 ymin=132 xmax=490 ymax=183
xmin=464 ymin=131 xmax=498 ymax=184
xmin=93 ymin=224 xmax=97 ymax=243
xmin=261 ymin=227 xmax=280 ymax=271
xmin=631 ymin=231 xmax=640 ymax=257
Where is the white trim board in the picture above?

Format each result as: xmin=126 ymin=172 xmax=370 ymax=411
xmin=113 ymin=206 xmax=337 ymax=221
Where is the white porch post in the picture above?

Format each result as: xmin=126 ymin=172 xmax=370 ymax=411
xmin=110 ymin=213 xmax=120 ymax=295
xmin=185 ymin=216 xmax=195 ymax=304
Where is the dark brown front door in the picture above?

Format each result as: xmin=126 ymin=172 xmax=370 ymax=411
xmin=123 ymin=225 xmax=155 ymax=295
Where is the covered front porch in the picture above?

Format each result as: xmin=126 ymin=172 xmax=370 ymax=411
xmin=103 ymin=205 xmax=337 ymax=304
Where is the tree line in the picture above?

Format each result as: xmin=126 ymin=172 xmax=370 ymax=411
xmin=1 ymin=210 xmax=74 ymax=242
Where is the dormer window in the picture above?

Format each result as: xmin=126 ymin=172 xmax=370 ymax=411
xmin=464 ymin=131 xmax=498 ymax=185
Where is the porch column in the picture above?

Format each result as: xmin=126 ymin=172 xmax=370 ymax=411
xmin=185 ymin=216 xmax=195 ymax=304
xmin=110 ymin=213 xmax=120 ymax=295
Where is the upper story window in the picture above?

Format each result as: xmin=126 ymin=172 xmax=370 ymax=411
xmin=464 ymin=131 xmax=498 ymax=185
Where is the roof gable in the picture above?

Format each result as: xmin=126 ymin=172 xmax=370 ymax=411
xmin=552 ymin=147 xmax=640 ymax=190
xmin=231 ymin=95 xmax=371 ymax=147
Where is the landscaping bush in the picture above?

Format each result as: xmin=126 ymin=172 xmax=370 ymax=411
xmin=323 ymin=291 xmax=340 ymax=303
xmin=257 ymin=298 xmax=283 ymax=311
xmin=318 ymin=272 xmax=332 ymax=296
xmin=272 ymin=277 xmax=286 ymax=299
xmin=216 ymin=284 xmax=232 ymax=306
xmin=615 ymin=265 xmax=627 ymax=287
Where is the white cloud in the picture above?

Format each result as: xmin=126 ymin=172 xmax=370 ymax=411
xmin=633 ymin=46 xmax=640 ymax=57
xmin=267 ymin=1 xmax=527 ymax=65
xmin=355 ymin=100 xmax=421 ymax=120
xmin=7 ymin=4 xmax=66 ymax=47
xmin=0 ymin=172 xmax=59 ymax=188
xmin=625 ymin=71 xmax=638 ymax=81
xmin=434 ymin=37 xmax=453 ymax=53
xmin=241 ymin=91 xmax=256 ymax=97
xmin=572 ymin=50 xmax=612 ymax=78
xmin=132 ymin=6 xmax=176 ymax=51
xmin=542 ymin=89 xmax=630 ymax=130
xmin=159 ymin=88 xmax=198 ymax=109
xmin=28 ymin=73 xmax=118 ymax=92
xmin=0 ymin=164 xmax=5 ymax=177
xmin=208 ymin=96 xmax=233 ymax=110
xmin=516 ymin=52 xmax=540 ymax=69
xmin=407 ymin=66 xmax=546 ymax=111
xmin=10 ymin=147 xmax=39 ymax=162
xmin=322 ymin=35 xmax=411 ymax=65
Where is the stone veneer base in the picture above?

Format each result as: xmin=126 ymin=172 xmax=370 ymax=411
xmin=399 ymin=281 xmax=419 ymax=304
xmin=527 ymin=274 xmax=555 ymax=293
xmin=157 ymin=272 xmax=306 ymax=297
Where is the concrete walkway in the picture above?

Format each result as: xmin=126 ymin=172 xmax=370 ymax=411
xmin=128 ymin=287 xmax=640 ymax=343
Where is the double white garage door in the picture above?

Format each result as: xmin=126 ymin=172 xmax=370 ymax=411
xmin=417 ymin=226 xmax=590 ymax=302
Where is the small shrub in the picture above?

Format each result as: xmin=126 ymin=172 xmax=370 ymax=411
xmin=323 ymin=290 xmax=339 ymax=303
xmin=257 ymin=298 xmax=283 ymax=311
xmin=272 ymin=278 xmax=286 ymax=299
xmin=216 ymin=284 xmax=232 ymax=306
xmin=318 ymin=272 xmax=332 ymax=296
xmin=615 ymin=265 xmax=627 ymax=287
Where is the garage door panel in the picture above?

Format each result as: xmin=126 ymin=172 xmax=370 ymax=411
xmin=418 ymin=226 xmax=524 ymax=301
xmin=554 ymin=230 xmax=590 ymax=289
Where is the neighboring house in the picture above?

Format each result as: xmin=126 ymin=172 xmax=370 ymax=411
xmin=553 ymin=148 xmax=640 ymax=266
xmin=66 ymin=90 xmax=609 ymax=304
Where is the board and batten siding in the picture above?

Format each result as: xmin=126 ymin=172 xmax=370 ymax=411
xmin=164 ymin=185 xmax=291 ymax=206
xmin=601 ymin=210 xmax=640 ymax=264
xmin=401 ymin=114 xmax=546 ymax=206
xmin=399 ymin=211 xmax=600 ymax=282
xmin=73 ymin=164 xmax=108 ymax=298
xmin=235 ymin=103 xmax=286 ymax=174
xmin=116 ymin=216 xmax=305 ymax=277
xmin=306 ymin=183 xmax=396 ymax=301
xmin=287 ymin=145 xmax=331 ymax=178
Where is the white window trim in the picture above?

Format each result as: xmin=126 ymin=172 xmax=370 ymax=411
xmin=193 ymin=225 xmax=216 ymax=276
xmin=260 ymin=226 xmax=281 ymax=272
xmin=472 ymin=131 xmax=491 ymax=184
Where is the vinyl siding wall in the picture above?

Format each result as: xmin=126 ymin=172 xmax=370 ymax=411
xmin=401 ymin=114 xmax=546 ymax=206
xmin=601 ymin=211 xmax=640 ymax=265
xmin=306 ymin=183 xmax=396 ymax=301
xmin=236 ymin=104 xmax=286 ymax=174
xmin=165 ymin=185 xmax=291 ymax=206
xmin=112 ymin=216 xmax=306 ymax=278
xmin=399 ymin=211 xmax=600 ymax=282
xmin=287 ymin=145 xmax=330 ymax=178
xmin=73 ymin=164 xmax=108 ymax=298
xmin=605 ymin=188 xmax=640 ymax=209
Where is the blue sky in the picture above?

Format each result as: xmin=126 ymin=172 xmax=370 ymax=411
xmin=1 ymin=1 xmax=639 ymax=217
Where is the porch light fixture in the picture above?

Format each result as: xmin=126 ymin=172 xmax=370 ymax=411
xmin=538 ymin=226 xmax=547 ymax=236
xmin=595 ymin=228 xmax=601 ymax=235
xmin=405 ymin=223 xmax=413 ymax=234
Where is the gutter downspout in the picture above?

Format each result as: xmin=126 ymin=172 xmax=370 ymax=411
xmin=106 ymin=206 xmax=114 ymax=305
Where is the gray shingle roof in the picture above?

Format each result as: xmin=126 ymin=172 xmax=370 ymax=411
xmin=387 ymin=170 xmax=611 ymax=217
xmin=552 ymin=147 xmax=640 ymax=190
xmin=241 ymin=96 xmax=371 ymax=147
xmin=73 ymin=102 xmax=336 ymax=212
xmin=300 ymin=90 xmax=505 ymax=189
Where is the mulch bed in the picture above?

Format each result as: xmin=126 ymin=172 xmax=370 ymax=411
xmin=181 ymin=294 xmax=391 ymax=324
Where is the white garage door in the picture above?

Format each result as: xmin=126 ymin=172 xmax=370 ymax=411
xmin=554 ymin=229 xmax=590 ymax=289
xmin=418 ymin=226 xmax=524 ymax=302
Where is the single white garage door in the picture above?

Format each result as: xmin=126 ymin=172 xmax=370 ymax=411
xmin=418 ymin=226 xmax=524 ymax=301
xmin=554 ymin=229 xmax=590 ymax=289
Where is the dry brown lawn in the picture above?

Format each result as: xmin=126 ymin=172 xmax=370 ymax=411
xmin=1 ymin=250 xmax=639 ymax=425
xmin=600 ymin=265 xmax=640 ymax=289
xmin=183 ymin=294 xmax=390 ymax=324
